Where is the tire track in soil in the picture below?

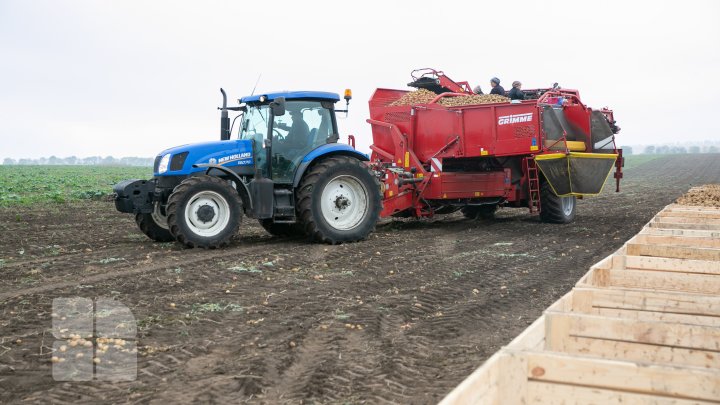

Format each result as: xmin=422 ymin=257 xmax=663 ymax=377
xmin=0 ymin=235 xmax=311 ymax=301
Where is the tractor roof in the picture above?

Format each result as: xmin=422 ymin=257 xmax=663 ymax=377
xmin=241 ymin=91 xmax=340 ymax=103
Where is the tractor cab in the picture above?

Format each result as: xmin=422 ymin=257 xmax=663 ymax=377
xmin=238 ymin=92 xmax=341 ymax=183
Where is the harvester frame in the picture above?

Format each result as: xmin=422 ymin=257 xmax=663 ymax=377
xmin=368 ymin=69 xmax=623 ymax=222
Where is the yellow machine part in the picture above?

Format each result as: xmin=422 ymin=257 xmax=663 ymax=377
xmin=543 ymin=140 xmax=587 ymax=152
xmin=534 ymin=152 xmax=618 ymax=197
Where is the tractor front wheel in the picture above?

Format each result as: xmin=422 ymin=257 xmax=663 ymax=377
xmin=297 ymin=156 xmax=381 ymax=244
xmin=539 ymin=181 xmax=576 ymax=224
xmin=135 ymin=202 xmax=175 ymax=242
xmin=166 ymin=175 xmax=242 ymax=248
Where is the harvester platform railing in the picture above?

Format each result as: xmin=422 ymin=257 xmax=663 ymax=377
xmin=536 ymin=90 xmax=584 ymax=106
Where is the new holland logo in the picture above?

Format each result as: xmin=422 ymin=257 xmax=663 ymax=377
xmin=498 ymin=113 xmax=533 ymax=125
xmin=218 ymin=152 xmax=252 ymax=163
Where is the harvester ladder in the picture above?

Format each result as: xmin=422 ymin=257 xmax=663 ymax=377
xmin=525 ymin=158 xmax=541 ymax=214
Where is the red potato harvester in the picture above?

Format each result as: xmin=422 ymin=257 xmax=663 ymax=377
xmin=368 ymin=68 xmax=622 ymax=223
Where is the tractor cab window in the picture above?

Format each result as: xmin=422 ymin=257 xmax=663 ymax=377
xmin=239 ymin=105 xmax=270 ymax=176
xmin=271 ymin=100 xmax=336 ymax=182
xmin=239 ymin=105 xmax=269 ymax=142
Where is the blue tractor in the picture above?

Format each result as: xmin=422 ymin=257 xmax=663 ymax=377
xmin=113 ymin=89 xmax=382 ymax=248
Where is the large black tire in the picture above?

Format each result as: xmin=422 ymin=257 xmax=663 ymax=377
xmin=135 ymin=204 xmax=175 ymax=242
xmin=258 ymin=219 xmax=305 ymax=237
xmin=166 ymin=175 xmax=243 ymax=248
xmin=296 ymin=156 xmax=381 ymax=244
xmin=461 ymin=205 xmax=497 ymax=220
xmin=539 ymin=181 xmax=576 ymax=224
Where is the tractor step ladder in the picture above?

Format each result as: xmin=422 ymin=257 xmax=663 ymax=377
xmin=273 ymin=188 xmax=296 ymax=221
xmin=525 ymin=158 xmax=541 ymax=214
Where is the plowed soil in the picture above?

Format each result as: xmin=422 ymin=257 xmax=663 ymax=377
xmin=2 ymin=154 xmax=719 ymax=404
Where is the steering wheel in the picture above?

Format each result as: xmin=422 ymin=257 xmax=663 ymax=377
xmin=272 ymin=128 xmax=286 ymax=142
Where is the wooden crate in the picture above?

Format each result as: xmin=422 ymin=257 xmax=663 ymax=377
xmin=441 ymin=200 xmax=720 ymax=404
xmin=441 ymin=349 xmax=720 ymax=404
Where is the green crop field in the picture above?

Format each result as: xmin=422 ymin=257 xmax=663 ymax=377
xmin=0 ymin=165 xmax=152 ymax=206
xmin=621 ymin=154 xmax=670 ymax=170
xmin=0 ymin=155 xmax=669 ymax=207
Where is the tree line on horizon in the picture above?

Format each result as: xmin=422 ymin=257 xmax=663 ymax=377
xmin=2 ymin=156 xmax=153 ymax=166
xmin=635 ymin=145 xmax=719 ymax=155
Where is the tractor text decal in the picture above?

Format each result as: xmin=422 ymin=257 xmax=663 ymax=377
xmin=498 ymin=113 xmax=533 ymax=125
xmin=216 ymin=152 xmax=253 ymax=165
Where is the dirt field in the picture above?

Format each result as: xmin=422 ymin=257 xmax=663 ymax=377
xmin=1 ymin=154 xmax=719 ymax=404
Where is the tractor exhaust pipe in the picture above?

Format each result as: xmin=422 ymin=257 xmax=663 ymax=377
xmin=220 ymin=88 xmax=230 ymax=141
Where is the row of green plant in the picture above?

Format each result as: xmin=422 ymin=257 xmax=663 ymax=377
xmin=0 ymin=165 xmax=151 ymax=206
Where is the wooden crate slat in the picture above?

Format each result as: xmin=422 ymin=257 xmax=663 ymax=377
xmin=626 ymin=243 xmax=720 ymax=261
xmin=562 ymin=335 xmax=719 ymax=368
xmin=666 ymin=204 xmax=720 ymax=212
xmin=586 ymin=267 xmax=720 ymax=295
xmin=623 ymin=255 xmax=720 ymax=275
xmin=649 ymin=221 xmax=720 ymax=230
xmin=526 ymin=380 xmax=716 ymax=405
xmin=524 ymin=351 xmax=720 ymax=401
xmin=654 ymin=216 xmax=720 ymax=225
xmin=545 ymin=312 xmax=720 ymax=351
xmin=639 ymin=227 xmax=720 ymax=238
xmin=633 ymin=234 xmax=720 ymax=249
xmin=571 ymin=287 xmax=720 ymax=319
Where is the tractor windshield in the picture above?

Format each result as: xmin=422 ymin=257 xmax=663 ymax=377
xmin=239 ymin=105 xmax=269 ymax=143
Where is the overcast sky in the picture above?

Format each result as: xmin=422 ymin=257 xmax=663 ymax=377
xmin=1 ymin=0 xmax=719 ymax=160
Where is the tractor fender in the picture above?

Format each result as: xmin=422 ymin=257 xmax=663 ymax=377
xmin=292 ymin=144 xmax=369 ymax=188
xmin=192 ymin=163 xmax=252 ymax=210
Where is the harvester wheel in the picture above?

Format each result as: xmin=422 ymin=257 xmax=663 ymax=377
xmin=258 ymin=219 xmax=305 ymax=237
xmin=539 ymin=181 xmax=576 ymax=224
xmin=134 ymin=202 xmax=175 ymax=242
xmin=461 ymin=205 xmax=497 ymax=220
xmin=166 ymin=175 xmax=242 ymax=248
xmin=297 ymin=156 xmax=381 ymax=244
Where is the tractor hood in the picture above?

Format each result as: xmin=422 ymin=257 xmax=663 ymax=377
xmin=153 ymin=139 xmax=254 ymax=176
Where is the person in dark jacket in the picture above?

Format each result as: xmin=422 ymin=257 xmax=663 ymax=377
xmin=489 ymin=77 xmax=505 ymax=96
xmin=508 ymin=81 xmax=525 ymax=100
xmin=276 ymin=109 xmax=309 ymax=148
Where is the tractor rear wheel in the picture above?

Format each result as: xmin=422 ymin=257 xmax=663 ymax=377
xmin=297 ymin=156 xmax=381 ymax=244
xmin=166 ymin=175 xmax=242 ymax=248
xmin=135 ymin=202 xmax=175 ymax=242
xmin=258 ymin=219 xmax=305 ymax=237
xmin=462 ymin=205 xmax=497 ymax=220
xmin=539 ymin=181 xmax=576 ymax=224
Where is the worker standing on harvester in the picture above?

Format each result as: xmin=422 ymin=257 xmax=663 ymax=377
xmin=508 ymin=81 xmax=525 ymax=101
xmin=473 ymin=85 xmax=484 ymax=95
xmin=489 ymin=77 xmax=505 ymax=96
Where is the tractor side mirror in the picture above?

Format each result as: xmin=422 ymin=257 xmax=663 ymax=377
xmin=270 ymin=97 xmax=286 ymax=117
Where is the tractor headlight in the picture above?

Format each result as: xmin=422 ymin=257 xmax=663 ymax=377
xmin=157 ymin=153 xmax=171 ymax=173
